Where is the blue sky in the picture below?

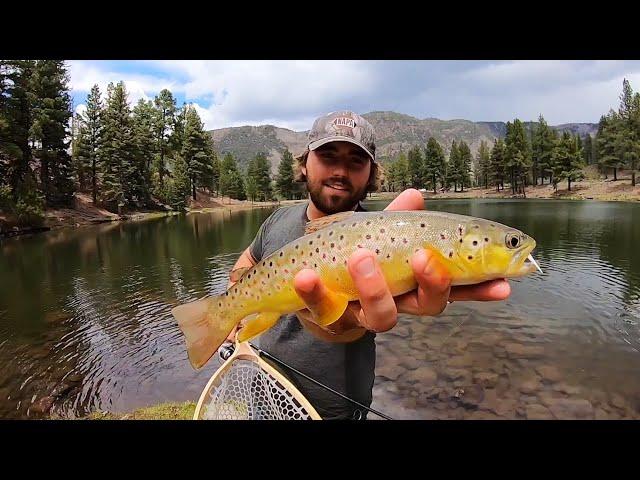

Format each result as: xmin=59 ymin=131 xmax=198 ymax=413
xmin=68 ymin=60 xmax=640 ymax=131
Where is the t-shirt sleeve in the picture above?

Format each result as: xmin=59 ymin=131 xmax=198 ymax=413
xmin=248 ymin=209 xmax=280 ymax=262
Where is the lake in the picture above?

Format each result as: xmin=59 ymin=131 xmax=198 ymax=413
xmin=1 ymin=198 xmax=639 ymax=419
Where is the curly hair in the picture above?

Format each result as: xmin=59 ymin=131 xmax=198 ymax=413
xmin=293 ymin=149 xmax=383 ymax=195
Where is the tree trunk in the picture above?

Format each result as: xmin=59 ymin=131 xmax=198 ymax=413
xmin=632 ymin=171 xmax=636 ymax=187
xmin=613 ymin=168 xmax=617 ymax=181
xmin=568 ymin=178 xmax=571 ymax=191
xmin=433 ymin=174 xmax=436 ymax=194
xmin=192 ymin=181 xmax=196 ymax=200
xmin=92 ymin=157 xmax=97 ymax=204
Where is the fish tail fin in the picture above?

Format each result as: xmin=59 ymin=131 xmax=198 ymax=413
xmin=171 ymin=296 xmax=241 ymax=370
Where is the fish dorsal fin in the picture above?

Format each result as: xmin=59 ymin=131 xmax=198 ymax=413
xmin=304 ymin=211 xmax=355 ymax=234
xmin=229 ymin=266 xmax=250 ymax=283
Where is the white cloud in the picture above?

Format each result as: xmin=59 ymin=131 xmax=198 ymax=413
xmin=66 ymin=60 xmax=640 ymax=130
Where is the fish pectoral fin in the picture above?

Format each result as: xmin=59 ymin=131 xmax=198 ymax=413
xmin=237 ymin=312 xmax=282 ymax=343
xmin=310 ymin=289 xmax=350 ymax=327
xmin=229 ymin=266 xmax=250 ymax=283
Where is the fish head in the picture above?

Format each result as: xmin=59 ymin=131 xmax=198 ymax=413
xmin=451 ymin=219 xmax=540 ymax=283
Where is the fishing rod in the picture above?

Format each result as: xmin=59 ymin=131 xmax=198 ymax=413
xmin=219 ymin=341 xmax=393 ymax=420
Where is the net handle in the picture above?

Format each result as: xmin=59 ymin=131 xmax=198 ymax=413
xmin=193 ymin=340 xmax=322 ymax=420
xmin=193 ymin=339 xmax=260 ymax=420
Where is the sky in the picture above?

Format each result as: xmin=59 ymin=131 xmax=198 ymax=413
xmin=67 ymin=60 xmax=640 ymax=131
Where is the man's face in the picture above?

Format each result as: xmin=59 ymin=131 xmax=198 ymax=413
xmin=302 ymin=141 xmax=372 ymax=215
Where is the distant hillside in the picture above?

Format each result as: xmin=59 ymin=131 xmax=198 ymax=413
xmin=208 ymin=111 xmax=598 ymax=173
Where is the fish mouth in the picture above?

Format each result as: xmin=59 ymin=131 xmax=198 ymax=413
xmin=508 ymin=243 xmax=543 ymax=277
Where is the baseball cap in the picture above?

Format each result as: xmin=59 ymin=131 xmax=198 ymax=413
xmin=304 ymin=110 xmax=376 ymax=163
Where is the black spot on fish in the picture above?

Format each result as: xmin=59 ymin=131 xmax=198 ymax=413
xmin=340 ymin=235 xmax=344 ymax=240
xmin=484 ymin=238 xmax=489 ymax=242
xmin=234 ymin=288 xmax=238 ymax=293
xmin=329 ymin=231 xmax=333 ymax=236
xmin=279 ymin=252 xmax=283 ymax=257
xmin=218 ymin=302 xmax=222 ymax=307
xmin=449 ymin=251 xmax=453 ymax=258
xmin=225 ymin=292 xmax=229 ymax=296
xmin=459 ymin=239 xmax=463 ymax=243
xmin=314 ymin=263 xmax=317 ymax=268
xmin=292 ymin=258 xmax=295 ymax=263
xmin=352 ymin=223 xmax=356 ymax=227
xmin=474 ymin=225 xmax=479 ymax=229
xmin=332 ymin=256 xmax=336 ymax=262
xmin=240 ymin=279 xmax=243 ymax=283
xmin=386 ymin=254 xmax=391 ymax=259
xmin=262 ymin=262 xmax=265 ymax=266
xmin=391 ymin=237 xmax=395 ymax=242
xmin=473 ymin=240 xmax=478 ymax=246
xmin=267 ymin=274 xmax=270 ymax=279
xmin=380 ymin=228 xmax=385 ymax=233
xmin=248 ymin=274 xmax=251 ymax=279
xmin=295 ymin=245 xmax=299 ymax=249
xmin=440 ymin=233 xmax=446 ymax=240
xmin=316 ymin=248 xmax=319 ymax=253
xmin=366 ymin=235 xmax=371 ymax=239
xmin=366 ymin=221 xmax=371 ymax=225
xmin=468 ymin=255 xmax=473 ymax=260
xmin=420 ymin=223 xmax=425 ymax=228
xmin=269 ymin=261 xmax=272 ymax=266
xmin=330 ymin=243 xmax=335 ymax=248
xmin=375 ymin=249 xmax=380 ymax=255
xmin=317 ymin=234 xmax=321 ymax=239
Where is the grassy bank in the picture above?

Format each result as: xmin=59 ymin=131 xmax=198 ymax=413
xmin=79 ymin=401 xmax=197 ymax=420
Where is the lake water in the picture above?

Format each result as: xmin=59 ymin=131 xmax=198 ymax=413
xmin=1 ymin=199 xmax=639 ymax=419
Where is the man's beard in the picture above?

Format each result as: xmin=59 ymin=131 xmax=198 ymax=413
xmin=306 ymin=173 xmax=368 ymax=215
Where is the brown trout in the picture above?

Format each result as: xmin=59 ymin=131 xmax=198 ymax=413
xmin=172 ymin=210 xmax=541 ymax=369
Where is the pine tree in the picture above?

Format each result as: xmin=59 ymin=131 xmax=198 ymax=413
xmin=219 ymin=153 xmax=246 ymax=201
xmin=596 ymin=111 xmax=622 ymax=181
xmin=476 ymin=140 xmax=490 ymax=189
xmin=100 ymin=81 xmax=135 ymax=211
xmin=553 ymin=132 xmax=585 ymax=191
xmin=276 ymin=149 xmax=296 ymax=199
xmin=247 ymin=152 xmax=272 ymax=201
xmin=424 ymin=137 xmax=446 ymax=193
xmin=80 ymin=84 xmax=103 ymax=204
xmin=168 ymin=153 xmax=191 ymax=210
xmin=490 ymin=138 xmax=506 ymax=191
xmin=0 ymin=60 xmax=43 ymax=219
xmin=407 ymin=145 xmax=423 ymax=189
xmin=152 ymin=89 xmax=176 ymax=193
xmin=448 ymin=140 xmax=461 ymax=192
xmin=615 ymin=79 xmax=640 ymax=186
xmin=71 ymin=114 xmax=91 ymax=192
xmin=504 ymin=119 xmax=531 ymax=195
xmin=181 ymin=105 xmax=211 ymax=201
xmin=131 ymin=99 xmax=157 ymax=205
xmin=583 ymin=133 xmax=593 ymax=165
xmin=458 ymin=140 xmax=472 ymax=191
xmin=29 ymin=60 xmax=75 ymax=207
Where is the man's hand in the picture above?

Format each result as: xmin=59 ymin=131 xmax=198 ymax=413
xmin=293 ymin=189 xmax=511 ymax=339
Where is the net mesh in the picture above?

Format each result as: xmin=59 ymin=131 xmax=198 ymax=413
xmin=200 ymin=359 xmax=315 ymax=420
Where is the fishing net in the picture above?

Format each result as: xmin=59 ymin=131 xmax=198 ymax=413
xmin=197 ymin=354 xmax=319 ymax=420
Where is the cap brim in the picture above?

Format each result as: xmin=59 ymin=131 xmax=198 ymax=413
xmin=308 ymin=136 xmax=376 ymax=163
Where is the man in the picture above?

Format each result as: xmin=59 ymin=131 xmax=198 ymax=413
xmin=226 ymin=110 xmax=510 ymax=420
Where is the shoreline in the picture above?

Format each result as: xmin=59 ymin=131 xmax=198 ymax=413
xmin=2 ymin=178 xmax=639 ymax=239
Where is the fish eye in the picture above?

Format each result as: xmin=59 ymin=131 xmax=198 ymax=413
xmin=505 ymin=233 xmax=521 ymax=249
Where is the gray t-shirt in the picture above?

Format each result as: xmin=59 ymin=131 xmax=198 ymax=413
xmin=248 ymin=201 xmax=376 ymax=420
